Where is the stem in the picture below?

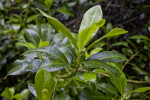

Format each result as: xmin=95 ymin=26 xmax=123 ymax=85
xmin=56 ymin=53 xmax=81 ymax=79
xmin=122 ymin=49 xmax=142 ymax=70
xmin=52 ymin=77 xmax=60 ymax=100
xmin=79 ymin=69 xmax=149 ymax=84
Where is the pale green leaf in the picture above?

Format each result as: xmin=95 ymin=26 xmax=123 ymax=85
xmin=90 ymin=48 xmax=103 ymax=56
xmin=88 ymin=51 xmax=128 ymax=63
xmin=87 ymin=28 xmax=128 ymax=50
xmin=78 ymin=19 xmax=105 ymax=51
xmin=35 ymin=69 xmax=55 ymax=100
xmin=79 ymin=5 xmax=103 ymax=33
xmin=17 ymin=43 xmax=37 ymax=49
xmin=83 ymin=73 xmax=97 ymax=82
xmin=38 ymin=41 xmax=49 ymax=48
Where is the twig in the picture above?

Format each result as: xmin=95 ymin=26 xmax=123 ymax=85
xmin=52 ymin=77 xmax=60 ymax=100
xmin=105 ymin=0 xmax=112 ymax=11
xmin=122 ymin=49 xmax=142 ymax=70
xmin=79 ymin=69 xmax=149 ymax=84
xmin=115 ymin=17 xmax=138 ymax=26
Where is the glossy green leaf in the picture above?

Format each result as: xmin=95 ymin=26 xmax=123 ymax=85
xmin=35 ymin=69 xmax=55 ymax=100
xmin=39 ymin=60 xmax=69 ymax=72
xmin=23 ymin=46 xmax=69 ymax=63
xmin=78 ymin=87 xmax=106 ymax=100
xmin=78 ymin=19 xmax=105 ymax=51
xmin=28 ymin=83 xmax=37 ymax=97
xmin=37 ymin=8 xmax=78 ymax=50
xmin=7 ymin=59 xmax=30 ymax=75
xmin=83 ymin=73 xmax=97 ymax=82
xmin=97 ymin=83 xmax=118 ymax=96
xmin=108 ymin=63 xmax=127 ymax=96
xmin=23 ymin=29 xmax=40 ymax=46
xmin=17 ymin=43 xmax=37 ymax=49
xmin=88 ymin=51 xmax=128 ymax=63
xmin=87 ymin=28 xmax=128 ymax=50
xmin=124 ymin=87 xmax=150 ymax=99
xmin=82 ymin=60 xmax=120 ymax=77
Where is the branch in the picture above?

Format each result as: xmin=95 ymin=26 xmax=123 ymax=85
xmin=79 ymin=69 xmax=149 ymax=84
xmin=122 ymin=49 xmax=142 ymax=70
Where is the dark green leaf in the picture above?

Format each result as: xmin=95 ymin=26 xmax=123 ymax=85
xmin=88 ymin=51 xmax=128 ymax=63
xmin=82 ymin=60 xmax=120 ymax=77
xmin=28 ymin=83 xmax=37 ymax=97
xmin=124 ymin=87 xmax=150 ymax=99
xmin=78 ymin=87 xmax=107 ymax=100
xmin=37 ymin=9 xmax=78 ymax=50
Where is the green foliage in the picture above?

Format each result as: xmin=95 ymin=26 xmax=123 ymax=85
xmin=35 ymin=69 xmax=55 ymax=100
xmin=2 ymin=3 xmax=149 ymax=100
xmin=1 ymin=87 xmax=30 ymax=100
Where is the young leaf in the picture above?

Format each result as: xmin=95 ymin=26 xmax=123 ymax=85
xmin=78 ymin=19 xmax=105 ymax=51
xmin=83 ymin=73 xmax=97 ymax=82
xmin=35 ymin=69 xmax=55 ymax=100
xmin=90 ymin=48 xmax=103 ymax=56
xmin=124 ymin=87 xmax=150 ymax=99
xmin=37 ymin=8 xmax=78 ymax=50
xmin=78 ymin=5 xmax=103 ymax=50
xmin=79 ymin=5 xmax=103 ymax=33
xmin=17 ymin=43 xmax=37 ymax=49
xmin=1 ymin=87 xmax=13 ymax=99
xmin=87 ymin=28 xmax=128 ymax=50
xmin=38 ymin=41 xmax=49 ymax=48
xmin=88 ymin=51 xmax=128 ymax=63
xmin=42 ymin=89 xmax=50 ymax=100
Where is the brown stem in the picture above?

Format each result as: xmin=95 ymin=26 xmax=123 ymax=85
xmin=122 ymin=49 xmax=142 ymax=70
xmin=79 ymin=69 xmax=149 ymax=84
